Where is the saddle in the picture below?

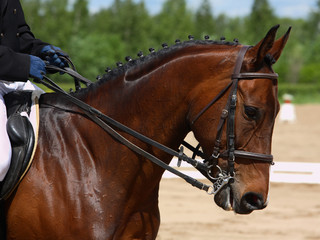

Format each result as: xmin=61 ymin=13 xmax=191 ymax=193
xmin=0 ymin=91 xmax=37 ymax=200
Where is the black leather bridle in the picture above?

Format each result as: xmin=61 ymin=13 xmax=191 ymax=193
xmin=39 ymin=45 xmax=278 ymax=196
xmin=183 ymin=46 xmax=277 ymax=186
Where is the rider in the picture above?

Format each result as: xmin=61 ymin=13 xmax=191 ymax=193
xmin=0 ymin=0 xmax=68 ymax=182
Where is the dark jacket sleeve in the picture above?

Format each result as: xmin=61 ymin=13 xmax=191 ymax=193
xmin=0 ymin=0 xmax=48 ymax=81
xmin=0 ymin=46 xmax=30 ymax=81
xmin=17 ymin=0 xmax=48 ymax=57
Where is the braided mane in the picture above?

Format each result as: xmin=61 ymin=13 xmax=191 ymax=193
xmin=77 ymin=37 xmax=241 ymax=95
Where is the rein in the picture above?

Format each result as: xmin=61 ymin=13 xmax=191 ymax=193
xmin=39 ymin=45 xmax=278 ymax=196
xmin=40 ymin=69 xmax=219 ymax=195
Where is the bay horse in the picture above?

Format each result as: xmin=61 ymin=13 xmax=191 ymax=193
xmin=3 ymin=25 xmax=290 ymax=239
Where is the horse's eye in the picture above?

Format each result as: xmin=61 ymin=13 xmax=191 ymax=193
xmin=244 ymin=106 xmax=259 ymax=120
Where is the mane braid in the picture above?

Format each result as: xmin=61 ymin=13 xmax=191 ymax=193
xmin=75 ymin=38 xmax=240 ymax=96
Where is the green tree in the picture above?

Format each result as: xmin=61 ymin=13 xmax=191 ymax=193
xmin=299 ymin=35 xmax=320 ymax=84
xmin=152 ymin=0 xmax=194 ymax=44
xmin=194 ymin=0 xmax=215 ymax=38
xmin=304 ymin=0 xmax=320 ymax=40
xmin=103 ymin=0 xmax=152 ymax=55
xmin=218 ymin=17 xmax=246 ymax=43
xmin=21 ymin=0 xmax=44 ymax=33
xmin=68 ymin=33 xmax=127 ymax=81
xmin=38 ymin=0 xmax=72 ymax=48
xmin=297 ymin=0 xmax=320 ymax=84
xmin=246 ymin=0 xmax=277 ymax=43
xmin=72 ymin=0 xmax=89 ymax=35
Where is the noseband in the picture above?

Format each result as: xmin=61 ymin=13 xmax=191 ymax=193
xmin=186 ymin=46 xmax=277 ymax=188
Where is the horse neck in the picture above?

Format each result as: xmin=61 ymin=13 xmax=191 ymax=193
xmin=83 ymin=45 xmax=237 ymax=161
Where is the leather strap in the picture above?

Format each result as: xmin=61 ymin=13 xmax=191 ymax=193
xmin=39 ymin=75 xmax=213 ymax=192
xmin=226 ymin=46 xmax=250 ymax=175
xmin=45 ymin=65 xmax=92 ymax=87
xmin=232 ymin=46 xmax=250 ymax=76
xmin=191 ymin=81 xmax=233 ymax=125
xmin=220 ymin=150 xmax=273 ymax=163
xmin=232 ymin=72 xmax=278 ymax=80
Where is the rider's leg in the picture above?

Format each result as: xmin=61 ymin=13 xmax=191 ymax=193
xmin=0 ymin=95 xmax=11 ymax=182
xmin=0 ymin=80 xmax=44 ymax=182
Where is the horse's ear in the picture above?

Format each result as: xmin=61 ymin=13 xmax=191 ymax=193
xmin=246 ymin=25 xmax=280 ymax=66
xmin=268 ymin=26 xmax=291 ymax=63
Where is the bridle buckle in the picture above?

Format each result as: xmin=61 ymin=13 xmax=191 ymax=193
xmin=212 ymin=152 xmax=220 ymax=159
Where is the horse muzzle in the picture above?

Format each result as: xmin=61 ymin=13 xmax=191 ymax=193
xmin=214 ymin=183 xmax=268 ymax=214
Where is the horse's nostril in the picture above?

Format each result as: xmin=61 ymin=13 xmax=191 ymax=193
xmin=240 ymin=192 xmax=265 ymax=213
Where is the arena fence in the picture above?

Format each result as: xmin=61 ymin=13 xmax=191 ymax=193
xmin=163 ymin=158 xmax=320 ymax=184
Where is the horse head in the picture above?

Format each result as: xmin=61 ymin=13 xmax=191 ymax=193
xmin=188 ymin=25 xmax=290 ymax=214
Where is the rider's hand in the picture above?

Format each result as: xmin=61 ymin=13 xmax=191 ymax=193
xmin=29 ymin=55 xmax=46 ymax=80
xmin=41 ymin=45 xmax=68 ymax=69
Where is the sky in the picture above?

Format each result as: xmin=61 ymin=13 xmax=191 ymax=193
xmin=88 ymin=0 xmax=317 ymax=19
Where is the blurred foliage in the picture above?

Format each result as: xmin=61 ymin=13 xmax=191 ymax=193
xmin=278 ymin=83 xmax=320 ymax=103
xmin=21 ymin=0 xmax=320 ymax=103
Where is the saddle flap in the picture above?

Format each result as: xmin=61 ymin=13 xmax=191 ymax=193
xmin=0 ymin=91 xmax=37 ymax=200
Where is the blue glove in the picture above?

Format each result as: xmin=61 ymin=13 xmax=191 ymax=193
xmin=41 ymin=45 xmax=68 ymax=69
xmin=29 ymin=55 xmax=46 ymax=80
